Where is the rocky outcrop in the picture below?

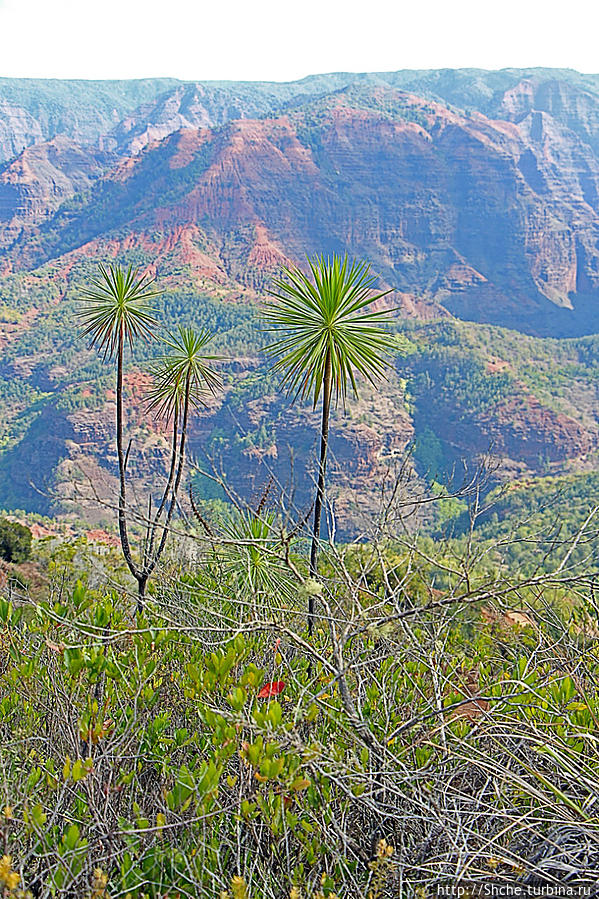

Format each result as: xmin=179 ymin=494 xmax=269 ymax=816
xmin=0 ymin=99 xmax=45 ymax=167
xmin=0 ymin=78 xmax=182 ymax=164
xmin=0 ymin=136 xmax=105 ymax=248
xmin=483 ymin=395 xmax=594 ymax=464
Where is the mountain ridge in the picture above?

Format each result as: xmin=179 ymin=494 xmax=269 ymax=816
xmin=2 ymin=69 xmax=599 ymax=525
xmin=5 ymin=79 xmax=599 ymax=333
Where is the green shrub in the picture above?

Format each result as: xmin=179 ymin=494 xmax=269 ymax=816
xmin=0 ymin=517 xmax=31 ymax=563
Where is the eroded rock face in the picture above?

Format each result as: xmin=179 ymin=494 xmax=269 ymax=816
xmin=484 ymin=395 xmax=594 ymax=464
xmin=425 ymin=390 xmax=595 ymax=467
xmin=0 ymin=136 xmax=106 ymax=247
xmin=7 ymin=78 xmax=599 ymax=333
xmin=0 ymin=100 xmax=44 ymax=166
xmin=0 ymin=78 xmax=183 ymax=165
xmin=182 ymin=380 xmax=416 ymax=536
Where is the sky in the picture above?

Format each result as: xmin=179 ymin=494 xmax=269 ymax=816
xmin=0 ymin=0 xmax=598 ymax=82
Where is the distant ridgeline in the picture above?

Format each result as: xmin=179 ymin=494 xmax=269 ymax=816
xmin=1 ymin=68 xmax=599 ymax=530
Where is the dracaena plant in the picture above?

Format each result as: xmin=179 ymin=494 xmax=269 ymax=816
xmin=263 ymin=254 xmax=396 ymax=632
xmin=144 ymin=325 xmax=222 ymax=589
xmin=78 ymin=265 xmax=221 ymax=607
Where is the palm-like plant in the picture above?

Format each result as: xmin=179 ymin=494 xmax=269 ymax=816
xmin=147 ymin=326 xmax=222 ymax=421
xmin=143 ymin=325 xmax=222 ymax=585
xmin=78 ymin=264 xmax=160 ymax=597
xmin=263 ymin=254 xmax=396 ymax=631
xmin=78 ymin=265 xmax=221 ymax=606
xmin=217 ymin=508 xmax=299 ymax=613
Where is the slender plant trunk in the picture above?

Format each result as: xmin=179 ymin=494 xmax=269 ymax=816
xmin=145 ymin=373 xmax=192 ymax=581
xmin=116 ymin=327 xmax=138 ymax=586
xmin=137 ymin=574 xmax=148 ymax=612
xmin=114 ymin=338 xmax=190 ymax=609
xmin=308 ymin=347 xmax=332 ymax=634
xmin=144 ymin=413 xmax=179 ymax=569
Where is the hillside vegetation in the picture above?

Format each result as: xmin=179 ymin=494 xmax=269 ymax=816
xmin=1 ymin=488 xmax=599 ymax=895
xmin=2 ymin=71 xmax=599 ymax=894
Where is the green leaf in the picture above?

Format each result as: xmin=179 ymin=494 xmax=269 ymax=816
xmin=146 ymin=325 xmax=222 ymax=422
xmin=76 ymin=263 xmax=160 ymax=359
xmin=263 ymin=254 xmax=396 ymax=407
xmin=31 ymin=804 xmax=47 ymax=827
xmin=64 ymin=823 xmax=80 ymax=850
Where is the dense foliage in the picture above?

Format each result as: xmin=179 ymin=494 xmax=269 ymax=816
xmin=0 ymin=517 xmax=31 ymax=563
xmin=0 ymin=514 xmax=598 ymax=896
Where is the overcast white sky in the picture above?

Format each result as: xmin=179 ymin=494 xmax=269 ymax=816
xmin=0 ymin=0 xmax=598 ymax=82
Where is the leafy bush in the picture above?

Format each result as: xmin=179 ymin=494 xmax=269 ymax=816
xmin=0 ymin=517 xmax=31 ymax=563
xmin=1 ymin=523 xmax=598 ymax=896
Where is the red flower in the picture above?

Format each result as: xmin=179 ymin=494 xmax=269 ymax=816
xmin=257 ymin=680 xmax=286 ymax=699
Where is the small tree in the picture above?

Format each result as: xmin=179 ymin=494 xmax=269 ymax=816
xmin=0 ymin=518 xmax=32 ymax=564
xmin=78 ymin=264 xmax=221 ymax=607
xmin=144 ymin=325 xmax=222 ymax=583
xmin=263 ymin=254 xmax=396 ymax=631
